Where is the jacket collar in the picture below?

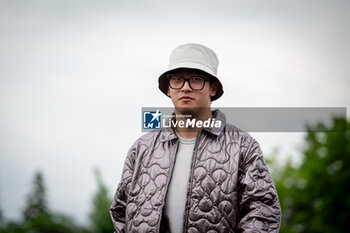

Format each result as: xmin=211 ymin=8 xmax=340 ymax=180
xmin=202 ymin=109 xmax=226 ymax=136
xmin=159 ymin=109 xmax=226 ymax=142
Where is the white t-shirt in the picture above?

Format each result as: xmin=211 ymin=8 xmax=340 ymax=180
xmin=164 ymin=133 xmax=196 ymax=233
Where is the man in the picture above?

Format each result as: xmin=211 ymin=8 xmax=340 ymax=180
xmin=110 ymin=43 xmax=281 ymax=232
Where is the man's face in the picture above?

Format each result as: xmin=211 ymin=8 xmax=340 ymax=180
xmin=167 ymin=69 xmax=218 ymax=110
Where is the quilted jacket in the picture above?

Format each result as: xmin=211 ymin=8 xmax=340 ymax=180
xmin=110 ymin=109 xmax=281 ymax=233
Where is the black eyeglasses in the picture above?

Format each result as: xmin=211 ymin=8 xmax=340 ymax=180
xmin=167 ymin=74 xmax=210 ymax=91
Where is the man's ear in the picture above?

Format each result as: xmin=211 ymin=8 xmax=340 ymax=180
xmin=210 ymin=82 xmax=218 ymax=97
xmin=167 ymin=87 xmax=170 ymax=97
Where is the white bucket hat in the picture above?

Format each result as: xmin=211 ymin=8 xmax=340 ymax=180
xmin=158 ymin=43 xmax=224 ymax=101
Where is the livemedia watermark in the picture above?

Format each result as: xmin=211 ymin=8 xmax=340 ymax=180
xmin=141 ymin=107 xmax=347 ymax=132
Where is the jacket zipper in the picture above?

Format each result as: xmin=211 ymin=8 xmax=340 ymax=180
xmin=155 ymin=139 xmax=180 ymax=233
xmin=182 ymin=131 xmax=201 ymax=233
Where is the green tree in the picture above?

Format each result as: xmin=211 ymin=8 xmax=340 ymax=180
xmin=0 ymin=203 xmax=4 ymax=232
xmin=0 ymin=170 xmax=91 ymax=233
xmin=90 ymin=168 xmax=114 ymax=233
xmin=268 ymin=117 xmax=349 ymax=233
xmin=23 ymin=171 xmax=48 ymax=221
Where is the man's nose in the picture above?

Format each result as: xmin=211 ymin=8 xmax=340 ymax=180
xmin=181 ymin=79 xmax=192 ymax=91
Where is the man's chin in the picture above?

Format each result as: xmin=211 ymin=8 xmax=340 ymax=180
xmin=175 ymin=106 xmax=195 ymax=115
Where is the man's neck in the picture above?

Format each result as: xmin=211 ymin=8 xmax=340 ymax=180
xmin=174 ymin=108 xmax=213 ymax=139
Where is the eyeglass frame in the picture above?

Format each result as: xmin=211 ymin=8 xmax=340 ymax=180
xmin=166 ymin=74 xmax=211 ymax=91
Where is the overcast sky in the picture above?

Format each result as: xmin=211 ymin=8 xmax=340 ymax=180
xmin=1 ymin=0 xmax=349 ymax=224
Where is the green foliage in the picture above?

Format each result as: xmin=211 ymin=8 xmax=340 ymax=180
xmin=0 ymin=205 xmax=4 ymax=227
xmin=268 ymin=117 xmax=350 ymax=233
xmin=0 ymin=204 xmax=4 ymax=233
xmin=23 ymin=171 xmax=48 ymax=221
xmin=1 ymin=171 xmax=91 ymax=233
xmin=1 ymin=168 xmax=116 ymax=233
xmin=4 ymin=213 xmax=90 ymax=233
xmin=89 ymin=168 xmax=114 ymax=233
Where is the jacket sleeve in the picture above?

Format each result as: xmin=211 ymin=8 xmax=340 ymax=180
xmin=237 ymin=138 xmax=281 ymax=232
xmin=109 ymin=143 xmax=137 ymax=233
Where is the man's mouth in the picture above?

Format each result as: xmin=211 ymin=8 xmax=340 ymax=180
xmin=179 ymin=96 xmax=194 ymax=101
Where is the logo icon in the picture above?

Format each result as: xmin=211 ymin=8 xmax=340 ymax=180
xmin=143 ymin=110 xmax=162 ymax=129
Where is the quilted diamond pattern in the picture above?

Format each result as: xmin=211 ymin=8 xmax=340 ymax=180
xmin=110 ymin=110 xmax=281 ymax=233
